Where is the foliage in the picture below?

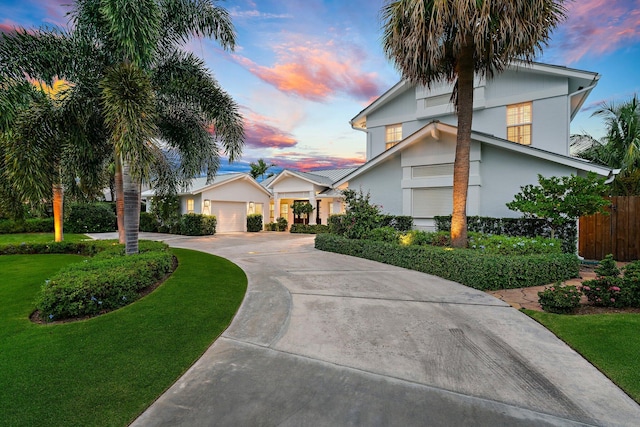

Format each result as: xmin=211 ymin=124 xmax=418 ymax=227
xmin=247 ymin=213 xmax=263 ymax=232
xmin=249 ymin=158 xmax=276 ymax=181
xmin=150 ymin=195 xmax=181 ymax=233
xmin=265 ymin=222 xmax=277 ymax=231
xmin=581 ymin=256 xmax=640 ymax=308
xmin=435 ymin=215 xmax=577 ymax=254
xmin=399 ymin=230 xmax=450 ymax=247
xmin=289 ymin=223 xmax=329 ymax=234
xmin=0 ymin=218 xmax=54 ymax=234
xmin=0 ymin=233 xmax=87 ymax=245
xmin=65 ymin=203 xmax=117 ymax=233
xmin=378 ymin=214 xmax=413 ymax=231
xmin=537 ymin=284 xmax=582 ymax=314
xmin=179 ymin=213 xmax=216 ymax=236
xmin=366 ymin=226 xmax=399 ymax=244
xmin=292 ymin=201 xmax=315 ymax=216
xmin=315 ymin=234 xmax=579 ymax=291
xmin=341 ymin=188 xmax=382 ymax=239
xmin=0 ymin=248 xmax=247 ymax=426
xmin=276 ymin=216 xmax=288 ymax=231
xmin=139 ymin=211 xmax=160 ymax=232
xmin=0 ymin=239 xmax=114 ymax=256
xmin=506 ymin=173 xmax=611 ymax=239
xmin=576 ymin=95 xmax=640 ymax=195
xmin=328 ymin=214 xmax=347 ymax=235
xmin=467 ymin=234 xmax=562 ymax=256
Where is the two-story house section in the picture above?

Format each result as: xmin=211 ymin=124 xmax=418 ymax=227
xmin=337 ymin=61 xmax=614 ymax=231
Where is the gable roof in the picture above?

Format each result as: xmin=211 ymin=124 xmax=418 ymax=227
xmin=265 ymin=168 xmax=358 ymax=189
xmin=350 ymin=61 xmax=600 ymax=129
xmin=335 ymin=121 xmax=613 ymax=187
xmin=141 ymin=173 xmax=271 ymax=197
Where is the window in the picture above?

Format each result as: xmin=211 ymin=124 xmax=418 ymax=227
xmin=280 ymin=203 xmax=288 ymax=216
xmin=203 ymin=199 xmax=210 ymax=215
xmin=385 ymin=123 xmax=402 ymax=149
xmin=506 ymin=102 xmax=532 ymax=145
xmin=186 ymin=199 xmax=195 ymax=214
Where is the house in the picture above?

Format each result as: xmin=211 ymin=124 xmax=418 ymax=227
xmin=334 ymin=61 xmax=614 ymax=230
xmin=142 ymin=173 xmax=271 ymax=233
xmin=261 ymin=168 xmax=356 ymax=225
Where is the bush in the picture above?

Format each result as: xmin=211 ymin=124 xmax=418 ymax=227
xmin=276 ymin=217 xmax=288 ymax=231
xmin=467 ymin=234 xmax=562 ymax=256
xmin=290 ymin=223 xmax=329 ymax=234
xmin=328 ymin=214 xmax=347 ymax=235
xmin=65 ymin=203 xmax=117 ymax=233
xmin=139 ymin=212 xmax=159 ymax=232
xmin=365 ymin=226 xmax=399 ymax=244
xmin=37 ymin=242 xmax=174 ymax=321
xmin=265 ymin=222 xmax=277 ymax=231
xmin=315 ymin=234 xmax=579 ymax=290
xmin=0 ymin=218 xmax=54 ymax=234
xmin=247 ymin=214 xmax=263 ymax=232
xmin=580 ymin=255 xmax=640 ymax=308
xmin=435 ymin=215 xmax=577 ymax=253
xmin=538 ymin=284 xmax=582 ymax=314
xmin=150 ymin=195 xmax=181 ymax=233
xmin=0 ymin=240 xmax=111 ymax=256
xmin=179 ymin=214 xmax=216 ymax=236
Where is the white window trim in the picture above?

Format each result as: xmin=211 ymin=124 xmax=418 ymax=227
xmin=385 ymin=123 xmax=403 ymax=150
xmin=506 ymin=102 xmax=532 ymax=145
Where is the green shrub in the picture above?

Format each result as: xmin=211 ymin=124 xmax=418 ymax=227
xmin=595 ymin=254 xmax=621 ymax=278
xmin=342 ymin=189 xmax=382 ymax=239
xmin=538 ymin=284 xmax=582 ymax=314
xmin=65 ymin=203 xmax=117 ymax=233
xmin=467 ymin=234 xmax=562 ymax=255
xmin=315 ymin=234 xmax=579 ymax=290
xmin=276 ymin=217 xmax=288 ymax=231
xmin=581 ymin=256 xmax=640 ymax=308
xmin=435 ymin=215 xmax=577 ymax=253
xmin=179 ymin=214 xmax=216 ymax=236
xmin=37 ymin=244 xmax=174 ymax=320
xmin=150 ymin=195 xmax=181 ymax=233
xmin=366 ymin=226 xmax=399 ymax=244
xmin=290 ymin=223 xmax=329 ymax=234
xmin=247 ymin=214 xmax=263 ymax=232
xmin=393 ymin=216 xmax=414 ymax=232
xmin=265 ymin=222 xmax=277 ymax=231
xmin=328 ymin=214 xmax=347 ymax=235
xmin=0 ymin=240 xmax=110 ymax=256
xmin=139 ymin=212 xmax=159 ymax=232
xmin=0 ymin=218 xmax=54 ymax=234
xmin=399 ymin=230 xmax=450 ymax=246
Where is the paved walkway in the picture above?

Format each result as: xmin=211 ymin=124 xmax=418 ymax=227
xmin=91 ymin=233 xmax=640 ymax=426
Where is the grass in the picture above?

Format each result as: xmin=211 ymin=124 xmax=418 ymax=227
xmin=527 ymin=310 xmax=640 ymax=403
xmin=0 ymin=233 xmax=89 ymax=244
xmin=0 ymin=248 xmax=247 ymax=427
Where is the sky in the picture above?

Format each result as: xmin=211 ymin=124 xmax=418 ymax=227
xmin=1 ymin=0 xmax=639 ymax=175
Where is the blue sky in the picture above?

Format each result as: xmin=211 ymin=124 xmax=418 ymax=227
xmin=2 ymin=0 xmax=639 ymax=174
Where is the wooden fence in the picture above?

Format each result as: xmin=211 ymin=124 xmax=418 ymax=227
xmin=579 ymin=196 xmax=640 ymax=262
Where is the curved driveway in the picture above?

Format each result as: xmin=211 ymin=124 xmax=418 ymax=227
xmin=125 ymin=232 xmax=640 ymax=426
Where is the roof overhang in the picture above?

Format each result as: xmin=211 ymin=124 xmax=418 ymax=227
xmin=266 ymin=169 xmax=330 ymax=189
xmin=143 ymin=173 xmax=272 ymax=198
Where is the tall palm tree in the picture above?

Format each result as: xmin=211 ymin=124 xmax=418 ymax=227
xmin=381 ymin=0 xmax=567 ymax=247
xmin=1 ymin=0 xmax=244 ymax=254
xmin=575 ymin=94 xmax=640 ymax=195
xmin=249 ymin=158 xmax=276 ymax=181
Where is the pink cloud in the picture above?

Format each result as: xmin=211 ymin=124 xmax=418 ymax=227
xmin=242 ymin=111 xmax=298 ymax=149
xmin=557 ymin=0 xmax=640 ymax=63
xmin=231 ymin=35 xmax=384 ymax=102
xmin=0 ymin=20 xmax=19 ymax=34
xmin=271 ymin=152 xmax=364 ymax=172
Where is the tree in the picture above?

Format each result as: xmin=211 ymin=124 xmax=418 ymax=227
xmin=575 ymin=95 xmax=640 ymax=195
xmin=506 ymin=173 xmax=611 ymax=239
xmin=381 ymin=0 xmax=567 ymax=247
xmin=0 ymin=0 xmax=244 ymax=254
xmin=249 ymin=158 xmax=276 ymax=181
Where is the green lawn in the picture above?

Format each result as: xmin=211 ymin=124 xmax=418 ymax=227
xmin=0 ymin=248 xmax=247 ymax=427
xmin=527 ymin=310 xmax=640 ymax=403
xmin=0 ymin=233 xmax=89 ymax=244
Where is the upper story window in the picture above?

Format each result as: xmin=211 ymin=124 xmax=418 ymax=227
xmin=506 ymin=102 xmax=532 ymax=145
xmin=385 ymin=124 xmax=402 ymax=149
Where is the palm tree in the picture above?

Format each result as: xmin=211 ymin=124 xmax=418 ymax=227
xmin=249 ymin=158 xmax=276 ymax=181
xmin=575 ymin=94 xmax=640 ymax=195
xmin=381 ymin=0 xmax=567 ymax=247
xmin=0 ymin=0 xmax=244 ymax=254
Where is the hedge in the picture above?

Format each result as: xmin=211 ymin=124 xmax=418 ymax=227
xmin=65 ymin=203 xmax=117 ymax=233
xmin=179 ymin=214 xmax=216 ymax=236
xmin=0 ymin=218 xmax=54 ymax=234
xmin=247 ymin=214 xmax=263 ymax=232
xmin=290 ymin=223 xmax=329 ymax=234
xmin=314 ymin=234 xmax=579 ymax=291
xmin=434 ymin=215 xmax=577 ymax=253
xmin=0 ymin=240 xmax=109 ymax=256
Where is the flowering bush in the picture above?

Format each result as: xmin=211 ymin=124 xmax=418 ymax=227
xmin=581 ymin=278 xmax=625 ymax=308
xmin=538 ymin=284 xmax=582 ymax=314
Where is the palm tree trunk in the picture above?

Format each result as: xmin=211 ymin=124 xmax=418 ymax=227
xmin=115 ymin=156 xmax=125 ymax=244
xmin=450 ymin=43 xmax=475 ymax=248
xmin=52 ymin=183 xmax=64 ymax=242
xmin=122 ymin=160 xmax=140 ymax=254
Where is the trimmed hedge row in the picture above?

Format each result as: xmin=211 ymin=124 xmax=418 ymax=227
xmin=0 ymin=218 xmax=54 ymax=234
xmin=434 ymin=215 xmax=577 ymax=254
xmin=0 ymin=240 xmax=110 ymax=256
xmin=36 ymin=241 xmax=174 ymax=321
xmin=65 ymin=203 xmax=117 ymax=233
xmin=290 ymin=224 xmax=329 ymax=234
xmin=315 ymin=234 xmax=579 ymax=291
xmin=139 ymin=212 xmax=216 ymax=236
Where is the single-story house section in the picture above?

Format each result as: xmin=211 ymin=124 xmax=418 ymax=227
xmin=261 ymin=168 xmax=356 ymax=225
xmin=143 ymin=173 xmax=271 ymax=233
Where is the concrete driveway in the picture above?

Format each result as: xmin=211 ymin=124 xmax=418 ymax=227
xmin=117 ymin=232 xmax=640 ymax=426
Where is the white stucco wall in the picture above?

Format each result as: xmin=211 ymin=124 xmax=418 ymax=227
xmin=347 ymin=153 xmax=403 ymax=215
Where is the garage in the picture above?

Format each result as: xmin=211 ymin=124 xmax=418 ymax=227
xmin=211 ymin=201 xmax=246 ymax=232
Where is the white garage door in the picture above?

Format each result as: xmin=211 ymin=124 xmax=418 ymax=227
xmin=212 ymin=202 xmax=246 ymax=232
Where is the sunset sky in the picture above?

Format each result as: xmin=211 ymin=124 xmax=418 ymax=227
xmin=1 ymin=0 xmax=639 ymax=174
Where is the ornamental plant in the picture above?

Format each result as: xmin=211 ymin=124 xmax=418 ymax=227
xmin=538 ymin=284 xmax=582 ymax=314
xmin=341 ymin=188 xmax=382 ymax=239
